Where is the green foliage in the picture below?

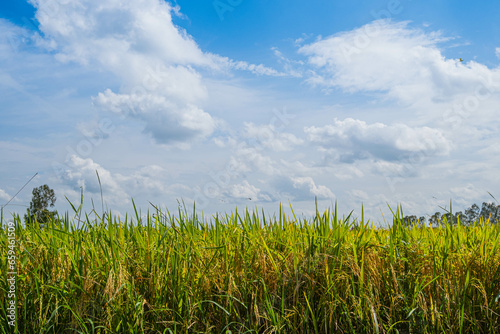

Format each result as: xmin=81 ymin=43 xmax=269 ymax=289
xmin=1 ymin=202 xmax=500 ymax=333
xmin=24 ymin=184 xmax=57 ymax=227
xmin=404 ymin=201 xmax=500 ymax=228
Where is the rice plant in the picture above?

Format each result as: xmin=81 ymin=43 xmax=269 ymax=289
xmin=1 ymin=201 xmax=500 ymax=333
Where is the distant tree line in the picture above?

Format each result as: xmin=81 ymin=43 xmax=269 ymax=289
xmin=403 ymin=202 xmax=500 ymax=227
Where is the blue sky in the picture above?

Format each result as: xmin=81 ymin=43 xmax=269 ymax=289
xmin=1 ymin=0 xmax=500 ymax=224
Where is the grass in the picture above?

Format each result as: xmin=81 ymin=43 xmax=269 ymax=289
xmin=1 ymin=201 xmax=500 ymax=333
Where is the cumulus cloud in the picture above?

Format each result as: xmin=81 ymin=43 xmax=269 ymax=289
xmin=28 ymin=0 xmax=292 ymax=146
xmin=228 ymin=180 xmax=261 ymax=200
xmin=94 ymin=89 xmax=215 ymax=144
xmin=58 ymin=155 xmax=128 ymax=203
xmin=305 ymin=118 xmax=451 ymax=163
xmin=30 ymin=0 xmax=209 ymax=67
xmin=291 ymin=176 xmax=335 ymax=199
xmin=30 ymin=0 xmax=218 ymax=146
xmin=299 ymin=20 xmax=500 ymax=106
xmin=57 ymin=155 xmax=172 ymax=206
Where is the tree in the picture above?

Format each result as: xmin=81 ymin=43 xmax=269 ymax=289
xmin=442 ymin=211 xmax=467 ymax=226
xmin=401 ymin=200 xmax=500 ymax=229
xmin=458 ymin=202 xmax=500 ymax=226
xmin=479 ymin=202 xmax=500 ymax=223
xmin=402 ymin=215 xmax=426 ymax=228
xmin=24 ymin=185 xmax=57 ymax=226
xmin=465 ymin=203 xmax=480 ymax=224
xmin=429 ymin=212 xmax=441 ymax=227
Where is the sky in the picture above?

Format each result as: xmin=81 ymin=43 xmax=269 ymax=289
xmin=1 ymin=0 xmax=500 ymax=225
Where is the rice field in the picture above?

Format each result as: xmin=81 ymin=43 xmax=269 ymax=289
xmin=1 ymin=201 xmax=500 ymax=333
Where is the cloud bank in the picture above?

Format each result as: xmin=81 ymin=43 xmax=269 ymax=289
xmin=30 ymin=0 xmax=218 ymax=146
xmin=299 ymin=20 xmax=500 ymax=107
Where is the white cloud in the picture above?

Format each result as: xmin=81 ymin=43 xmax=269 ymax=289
xmin=94 ymin=89 xmax=216 ymax=144
xmin=496 ymin=47 xmax=500 ymax=60
xmin=305 ymin=118 xmax=451 ymax=163
xmin=224 ymin=59 xmax=284 ymax=76
xmin=291 ymin=176 xmax=335 ymax=199
xmin=58 ymin=155 xmax=177 ymax=207
xmin=30 ymin=0 xmax=219 ymax=146
xmin=228 ymin=180 xmax=261 ymax=200
xmin=299 ymin=20 xmax=500 ymax=106
xmin=30 ymin=0 xmax=209 ymax=67
xmin=28 ymin=0 xmax=290 ymax=146
xmin=59 ymin=155 xmax=129 ymax=206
